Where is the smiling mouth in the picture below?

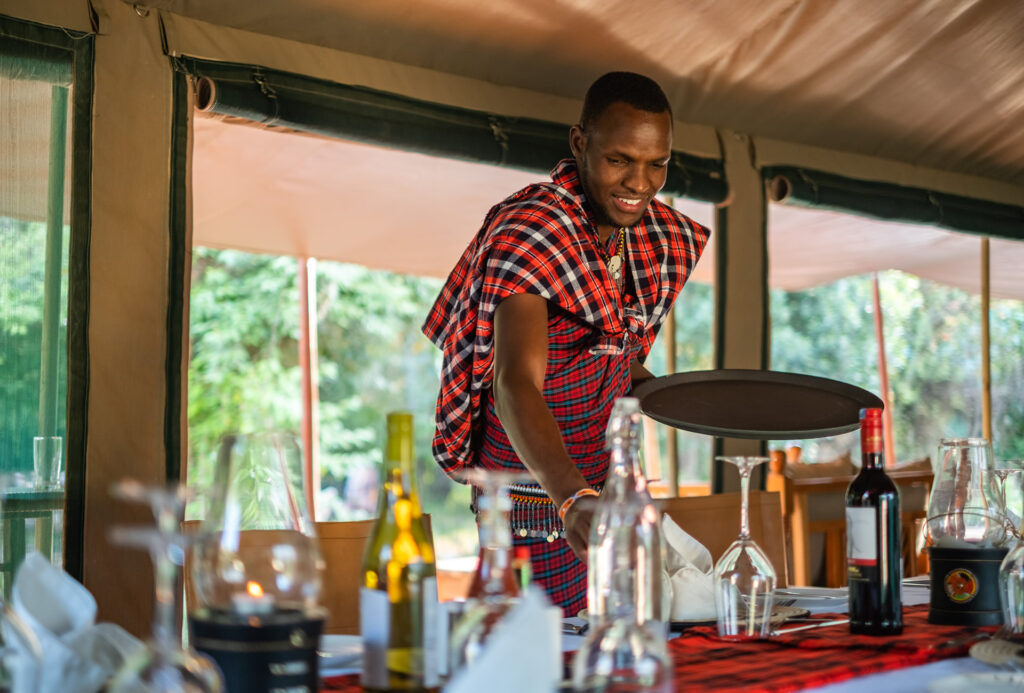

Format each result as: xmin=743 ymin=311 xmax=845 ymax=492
xmin=613 ymin=195 xmax=645 ymax=211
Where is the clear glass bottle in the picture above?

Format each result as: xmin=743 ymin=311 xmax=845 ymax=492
xmin=361 ymin=413 xmax=439 ymax=693
xmin=573 ymin=397 xmax=670 ymax=693
xmin=448 ymin=469 xmax=525 ymax=673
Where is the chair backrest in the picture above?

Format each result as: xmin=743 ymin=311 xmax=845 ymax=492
xmin=183 ymin=516 xmax=433 ymax=635
xmin=655 ymin=491 xmax=789 ymax=587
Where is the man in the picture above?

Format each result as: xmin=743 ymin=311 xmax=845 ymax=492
xmin=422 ymin=72 xmax=709 ymax=615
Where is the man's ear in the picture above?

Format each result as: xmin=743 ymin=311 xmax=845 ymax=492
xmin=569 ymin=124 xmax=586 ymax=158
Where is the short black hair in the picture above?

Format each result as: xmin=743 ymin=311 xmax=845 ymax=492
xmin=579 ymin=71 xmax=672 ymax=130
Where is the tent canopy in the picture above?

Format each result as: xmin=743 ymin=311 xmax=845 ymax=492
xmin=144 ymin=0 xmax=1024 ymax=187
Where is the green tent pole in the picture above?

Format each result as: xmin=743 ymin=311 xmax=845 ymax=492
xmin=38 ymin=85 xmax=68 ymax=439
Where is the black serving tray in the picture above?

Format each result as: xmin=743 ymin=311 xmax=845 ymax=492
xmin=632 ymin=369 xmax=882 ymax=440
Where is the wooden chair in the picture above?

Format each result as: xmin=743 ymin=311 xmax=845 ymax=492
xmin=767 ymin=464 xmax=932 ymax=586
xmin=655 ymin=491 xmax=789 ymax=587
xmin=183 ymin=516 xmax=434 ymax=635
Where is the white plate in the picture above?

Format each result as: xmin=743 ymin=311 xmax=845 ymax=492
xmin=969 ymin=639 xmax=1024 ymax=667
xmin=928 ymin=672 xmax=1024 ymax=692
xmin=319 ymin=634 xmax=362 ymax=669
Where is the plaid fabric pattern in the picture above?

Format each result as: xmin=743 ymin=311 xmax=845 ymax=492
xmin=422 ymin=158 xmax=709 ymax=476
xmin=322 ymin=604 xmax=995 ymax=692
xmin=520 ymin=536 xmax=588 ymax=617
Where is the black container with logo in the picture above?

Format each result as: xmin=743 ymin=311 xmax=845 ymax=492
xmin=927 ymin=545 xmax=1007 ymax=625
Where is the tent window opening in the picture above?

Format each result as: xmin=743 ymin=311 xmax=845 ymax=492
xmin=0 ymin=20 xmax=91 ymax=591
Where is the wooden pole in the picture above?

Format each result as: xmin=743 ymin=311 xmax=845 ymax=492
xmin=981 ymin=238 xmax=992 ymax=442
xmin=298 ymin=257 xmax=321 ymax=517
xmin=664 ymin=309 xmax=679 ymax=496
xmin=38 ymin=86 xmax=68 ymax=440
xmin=872 ymin=274 xmax=897 ymax=467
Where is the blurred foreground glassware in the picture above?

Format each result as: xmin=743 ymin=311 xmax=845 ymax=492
xmin=107 ymin=480 xmax=224 ymax=693
xmin=190 ymin=432 xmax=325 ymax=693
xmin=713 ymin=456 xmax=777 ymax=640
xmin=573 ymin=397 xmax=670 ymax=693
xmin=448 ymin=468 xmax=530 ymax=674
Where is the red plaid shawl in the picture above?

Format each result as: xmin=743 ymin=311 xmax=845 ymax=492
xmin=422 ymin=159 xmax=709 ymax=477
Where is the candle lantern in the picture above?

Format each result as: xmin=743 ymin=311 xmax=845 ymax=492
xmin=926 ymin=437 xmax=1007 ymax=625
xmin=189 ymin=433 xmax=326 ymax=693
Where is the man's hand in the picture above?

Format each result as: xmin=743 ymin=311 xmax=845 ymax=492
xmin=562 ymin=493 xmax=599 ymax=563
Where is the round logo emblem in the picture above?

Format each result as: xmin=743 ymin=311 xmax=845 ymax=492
xmin=944 ymin=568 xmax=979 ymax=603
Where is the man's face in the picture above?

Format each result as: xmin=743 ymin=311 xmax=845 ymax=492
xmin=570 ymin=102 xmax=672 ymax=233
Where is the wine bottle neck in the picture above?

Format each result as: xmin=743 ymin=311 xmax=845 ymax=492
xmin=862 ymin=451 xmax=885 ymax=470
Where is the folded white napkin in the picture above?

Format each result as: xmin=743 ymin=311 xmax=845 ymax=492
xmin=2 ymin=551 xmax=144 ymax=693
xmin=661 ymin=514 xmax=717 ymax=622
xmin=444 ymin=589 xmax=560 ymax=693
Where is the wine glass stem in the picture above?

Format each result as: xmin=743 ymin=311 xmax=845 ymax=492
xmin=151 ymin=545 xmax=179 ymax=651
xmin=739 ymin=468 xmax=751 ymax=541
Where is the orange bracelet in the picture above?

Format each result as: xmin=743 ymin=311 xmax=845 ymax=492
xmin=558 ymin=488 xmax=599 ymax=521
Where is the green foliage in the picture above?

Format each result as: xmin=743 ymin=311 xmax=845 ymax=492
xmin=0 ymin=217 xmax=69 ymax=474
xmin=770 ymin=271 xmax=1024 ymax=463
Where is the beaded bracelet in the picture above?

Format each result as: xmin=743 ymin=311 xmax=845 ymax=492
xmin=557 ymin=488 xmax=599 ymax=521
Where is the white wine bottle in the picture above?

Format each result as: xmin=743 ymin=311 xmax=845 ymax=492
xmin=361 ymin=412 xmax=440 ymax=692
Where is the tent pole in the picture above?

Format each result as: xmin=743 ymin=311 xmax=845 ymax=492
xmin=872 ymin=274 xmax=896 ymax=466
xmin=981 ymin=238 xmax=992 ymax=442
xmin=38 ymin=86 xmax=68 ymax=440
xmin=664 ymin=308 xmax=678 ymax=496
xmin=298 ymin=257 xmax=321 ymax=517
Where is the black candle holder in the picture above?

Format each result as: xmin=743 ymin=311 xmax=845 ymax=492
xmin=190 ymin=608 xmax=326 ymax=693
xmin=927 ymin=545 xmax=1008 ymax=626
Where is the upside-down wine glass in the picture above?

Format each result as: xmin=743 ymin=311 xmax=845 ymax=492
xmin=107 ymin=480 xmax=224 ymax=693
xmin=997 ymin=461 xmax=1024 ymax=636
xmin=447 ymin=468 xmax=532 ymax=675
xmin=713 ymin=456 xmax=777 ymax=639
xmin=992 ymin=460 xmax=1024 ymax=543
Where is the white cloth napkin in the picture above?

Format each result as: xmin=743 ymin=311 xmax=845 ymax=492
xmin=1 ymin=551 xmax=144 ymax=693
xmin=661 ymin=514 xmax=717 ymax=622
xmin=444 ymin=588 xmax=561 ymax=693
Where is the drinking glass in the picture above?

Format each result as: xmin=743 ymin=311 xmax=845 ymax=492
xmin=448 ymin=468 xmax=530 ymax=674
xmin=107 ymin=480 xmax=224 ymax=693
xmin=713 ymin=456 xmax=777 ymax=639
xmin=32 ymin=436 xmax=63 ymax=489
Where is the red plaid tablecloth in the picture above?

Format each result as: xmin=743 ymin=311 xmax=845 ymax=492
xmin=321 ymin=605 xmax=994 ymax=692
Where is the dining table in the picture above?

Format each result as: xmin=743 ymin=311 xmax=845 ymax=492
xmin=317 ymin=580 xmax=1014 ymax=692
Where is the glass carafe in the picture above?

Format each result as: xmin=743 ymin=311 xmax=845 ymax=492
xmin=189 ymin=432 xmax=326 ymax=693
xmin=927 ymin=438 xmax=1005 ymax=548
xmin=573 ymin=397 xmax=669 ymax=693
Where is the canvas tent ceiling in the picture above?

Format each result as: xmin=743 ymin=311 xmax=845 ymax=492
xmin=192 ymin=114 xmax=1024 ymax=300
xmin=142 ymin=0 xmax=1024 ymax=188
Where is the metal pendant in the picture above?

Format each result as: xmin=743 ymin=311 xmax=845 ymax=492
xmin=606 ymin=254 xmax=622 ymax=280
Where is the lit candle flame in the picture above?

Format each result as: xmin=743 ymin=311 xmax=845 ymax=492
xmin=246 ymin=581 xmax=264 ymax=598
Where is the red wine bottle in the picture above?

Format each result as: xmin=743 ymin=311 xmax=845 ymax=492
xmin=845 ymin=407 xmax=903 ymax=635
